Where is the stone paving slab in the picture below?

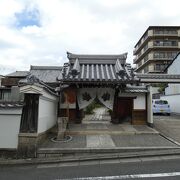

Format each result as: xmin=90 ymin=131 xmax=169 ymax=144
xmin=86 ymin=124 xmax=108 ymax=130
xmin=111 ymin=134 xmax=176 ymax=147
xmin=86 ymin=135 xmax=115 ymax=148
xmin=121 ymin=125 xmax=137 ymax=132
xmin=107 ymin=124 xmax=125 ymax=131
xmin=133 ymin=125 xmax=156 ymax=132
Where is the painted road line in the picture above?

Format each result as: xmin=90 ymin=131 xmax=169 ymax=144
xmin=58 ymin=172 xmax=180 ymax=180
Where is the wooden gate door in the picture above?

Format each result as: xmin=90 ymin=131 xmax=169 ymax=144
xmin=117 ymin=98 xmax=133 ymax=123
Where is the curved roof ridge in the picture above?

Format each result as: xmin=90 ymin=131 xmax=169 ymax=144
xmin=67 ymin=51 xmax=128 ymax=60
xmin=30 ymin=65 xmax=62 ymax=70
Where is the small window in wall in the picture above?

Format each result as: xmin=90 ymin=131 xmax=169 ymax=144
xmin=154 ymin=64 xmax=168 ymax=72
xmin=0 ymin=89 xmax=11 ymax=101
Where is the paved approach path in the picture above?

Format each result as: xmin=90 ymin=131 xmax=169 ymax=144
xmin=154 ymin=114 xmax=180 ymax=144
xmin=40 ymin=123 xmax=176 ymax=149
xmin=83 ymin=107 xmax=111 ymax=123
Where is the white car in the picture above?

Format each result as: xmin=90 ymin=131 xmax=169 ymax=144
xmin=152 ymin=99 xmax=171 ymax=116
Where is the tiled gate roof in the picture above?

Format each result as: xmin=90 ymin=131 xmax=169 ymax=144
xmin=60 ymin=52 xmax=139 ymax=84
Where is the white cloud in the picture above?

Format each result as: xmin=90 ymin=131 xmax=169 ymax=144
xmin=0 ymin=0 xmax=180 ymax=75
xmin=0 ymin=0 xmax=23 ymax=25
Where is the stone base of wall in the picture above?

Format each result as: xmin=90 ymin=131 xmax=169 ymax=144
xmin=147 ymin=122 xmax=154 ymax=128
xmin=132 ymin=109 xmax=147 ymax=125
xmin=17 ymin=126 xmax=55 ymax=158
xmin=18 ymin=133 xmax=38 ymax=158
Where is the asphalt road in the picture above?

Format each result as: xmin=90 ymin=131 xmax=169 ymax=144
xmin=1 ymin=158 xmax=180 ymax=180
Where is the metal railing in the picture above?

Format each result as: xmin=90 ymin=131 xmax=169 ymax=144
xmin=153 ymin=30 xmax=178 ymax=35
xmin=153 ymin=41 xmax=178 ymax=47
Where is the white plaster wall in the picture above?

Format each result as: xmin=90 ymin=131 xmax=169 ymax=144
xmin=0 ymin=108 xmax=22 ymax=149
xmin=38 ymin=96 xmax=58 ymax=134
xmin=165 ymin=55 xmax=180 ymax=95
xmin=161 ymin=95 xmax=180 ymax=114
xmin=133 ymin=94 xmax=146 ymax=110
xmin=165 ymin=84 xmax=180 ymax=95
xmin=152 ymin=87 xmax=159 ymax=94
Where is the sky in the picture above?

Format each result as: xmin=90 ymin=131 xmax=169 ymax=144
xmin=0 ymin=0 xmax=180 ymax=75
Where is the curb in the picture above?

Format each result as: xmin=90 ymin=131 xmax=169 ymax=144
xmin=37 ymin=146 xmax=180 ymax=154
xmin=1 ymin=148 xmax=180 ymax=166
xmin=159 ymin=133 xmax=180 ymax=146
xmin=65 ymin=131 xmax=159 ymax=135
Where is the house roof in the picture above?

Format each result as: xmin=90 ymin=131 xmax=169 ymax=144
xmin=124 ymin=88 xmax=148 ymax=93
xmin=6 ymin=71 xmax=29 ymax=77
xmin=136 ymin=73 xmax=180 ymax=83
xmin=0 ymin=102 xmax=24 ymax=108
xmin=124 ymin=85 xmax=148 ymax=93
xmin=20 ymin=82 xmax=59 ymax=97
xmin=30 ymin=65 xmax=62 ymax=83
xmin=61 ymin=52 xmax=138 ymax=84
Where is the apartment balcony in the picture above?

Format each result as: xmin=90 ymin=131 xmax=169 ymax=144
xmin=134 ymin=55 xmax=174 ymax=73
xmin=134 ymin=46 xmax=152 ymax=64
xmin=153 ymin=41 xmax=179 ymax=48
xmin=153 ymin=30 xmax=178 ymax=37
xmin=153 ymin=56 xmax=175 ymax=61
xmin=134 ymin=44 xmax=179 ymax=64
xmin=133 ymin=57 xmax=137 ymax=64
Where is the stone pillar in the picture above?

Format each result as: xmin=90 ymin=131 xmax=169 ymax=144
xmin=57 ymin=117 xmax=68 ymax=140
xmin=147 ymin=85 xmax=153 ymax=127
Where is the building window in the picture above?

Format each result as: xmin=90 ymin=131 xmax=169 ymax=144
xmin=143 ymin=32 xmax=148 ymax=41
xmin=143 ymin=44 xmax=148 ymax=51
xmin=144 ymin=55 xmax=148 ymax=62
xmin=0 ymin=89 xmax=11 ymax=101
xmin=138 ymin=61 xmax=142 ymax=67
xmin=154 ymin=64 xmax=168 ymax=71
xmin=144 ymin=66 xmax=149 ymax=73
xmin=137 ymin=52 xmax=142 ymax=58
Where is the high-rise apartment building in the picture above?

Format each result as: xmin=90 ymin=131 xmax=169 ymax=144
xmin=133 ymin=26 xmax=180 ymax=73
